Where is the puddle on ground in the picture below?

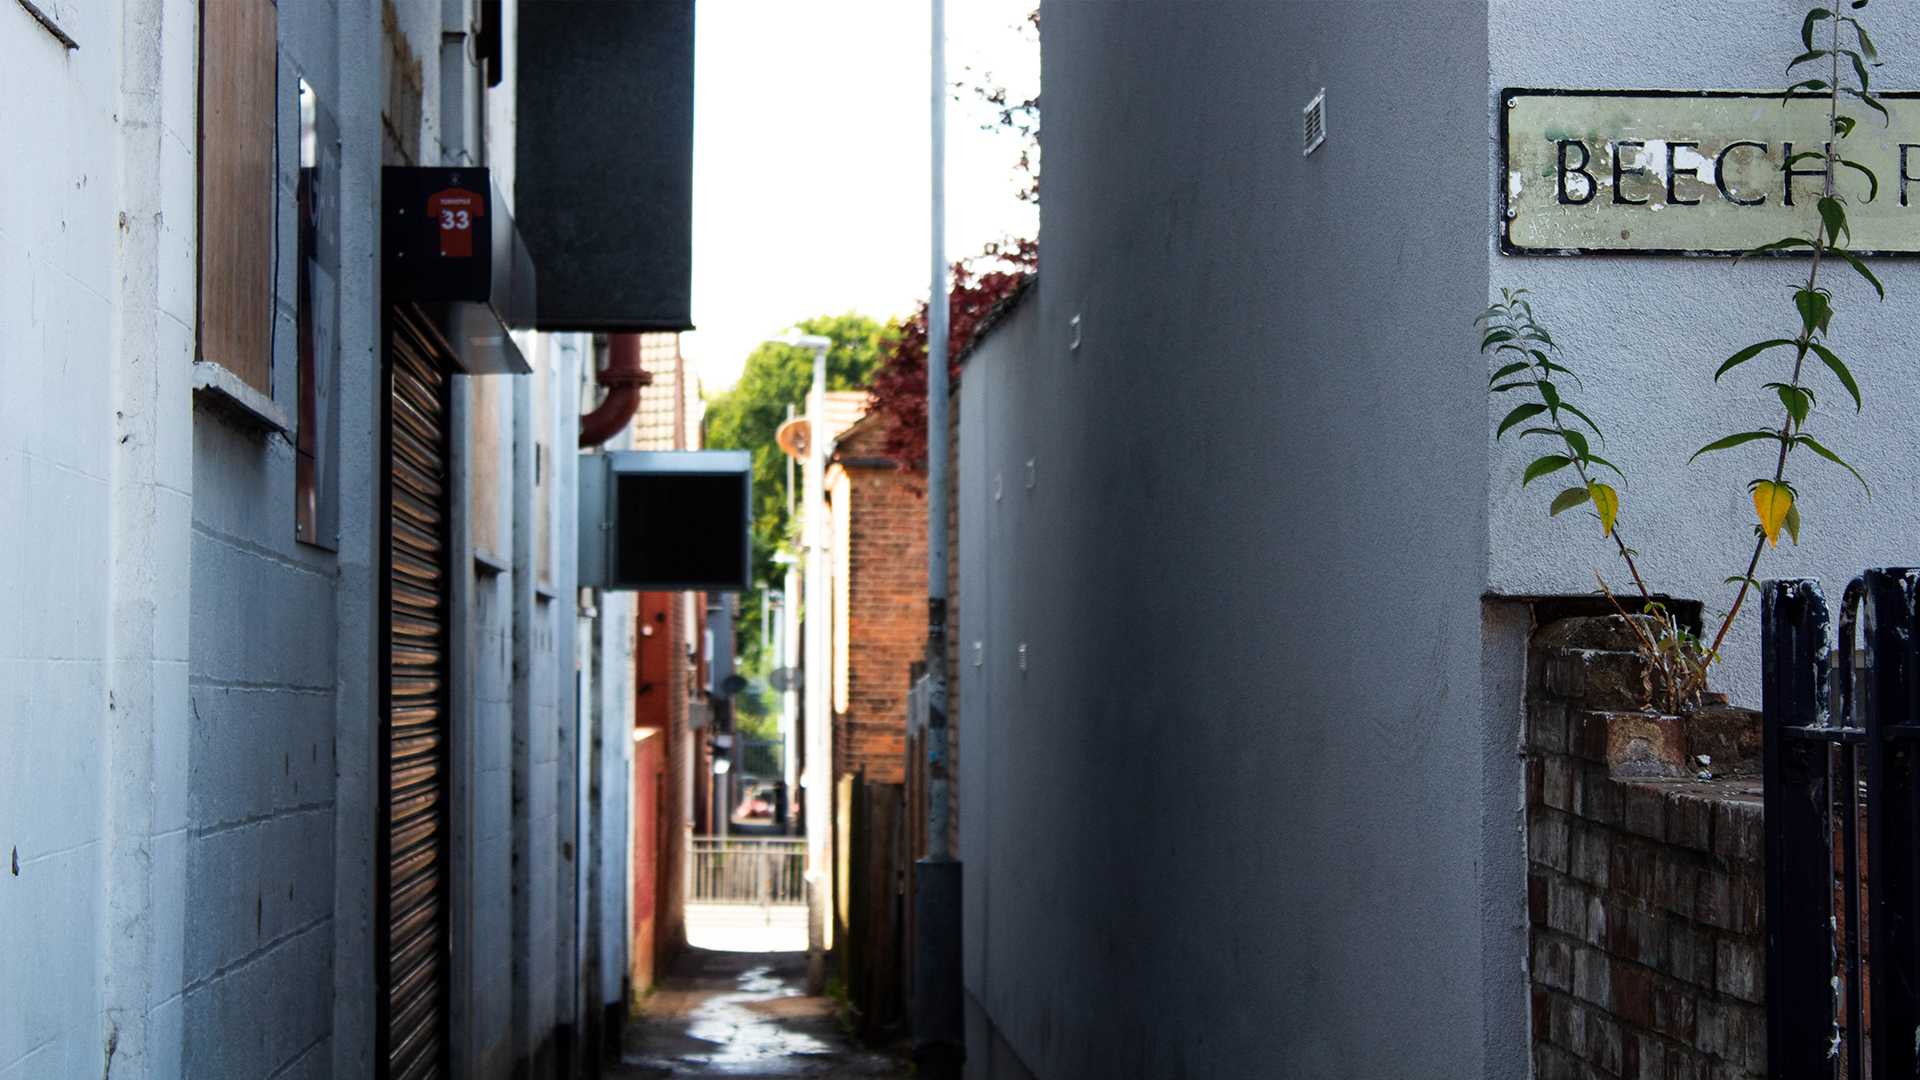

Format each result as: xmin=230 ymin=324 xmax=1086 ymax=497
xmin=678 ymin=965 xmax=835 ymax=1070
xmin=623 ymin=959 xmax=897 ymax=1078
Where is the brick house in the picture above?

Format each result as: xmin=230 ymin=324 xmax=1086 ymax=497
xmin=826 ymin=410 xmax=928 ymax=787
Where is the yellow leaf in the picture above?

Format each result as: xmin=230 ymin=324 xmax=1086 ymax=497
xmin=1589 ymin=482 xmax=1619 ymax=537
xmin=1753 ymin=481 xmax=1793 ymax=547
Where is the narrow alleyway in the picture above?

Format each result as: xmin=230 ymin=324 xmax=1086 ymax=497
xmin=613 ymin=949 xmax=903 ymax=1079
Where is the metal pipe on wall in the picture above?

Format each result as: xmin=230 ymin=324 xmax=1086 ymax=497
xmin=577 ymin=333 xmax=652 ymax=447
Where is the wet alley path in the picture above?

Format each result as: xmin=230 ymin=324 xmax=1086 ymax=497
xmin=612 ymin=948 xmax=903 ymax=1079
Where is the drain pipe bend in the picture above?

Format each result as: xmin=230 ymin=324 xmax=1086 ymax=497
xmin=579 ymin=333 xmax=653 ymax=447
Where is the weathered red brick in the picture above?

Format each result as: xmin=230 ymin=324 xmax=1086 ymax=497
xmin=1714 ymin=938 xmax=1763 ymax=1004
xmin=1624 ymin=782 xmax=1669 ymax=840
xmin=1652 ymin=980 xmax=1697 ymax=1043
xmin=1611 ymin=959 xmax=1654 ymax=1027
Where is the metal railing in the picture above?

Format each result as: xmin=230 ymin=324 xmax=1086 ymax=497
xmin=1764 ymin=570 xmax=1920 ymax=1079
xmin=740 ymin=737 xmax=784 ymax=778
xmin=690 ymin=837 xmax=808 ymax=905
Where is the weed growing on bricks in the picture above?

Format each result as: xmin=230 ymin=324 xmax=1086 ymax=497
xmin=1482 ymin=2 xmax=1886 ymax=711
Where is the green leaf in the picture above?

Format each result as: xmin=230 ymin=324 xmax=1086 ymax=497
xmin=1736 ymin=236 xmax=1816 ymax=263
xmin=1839 ymin=159 xmax=1879 ymax=201
xmin=1787 ymin=48 xmax=1830 ymax=71
xmin=1852 ymin=19 xmax=1879 ymax=62
xmin=1803 ymin=7 xmax=1833 ymax=50
xmin=1690 ymin=429 xmax=1785 ymax=462
xmin=1480 ymin=328 xmax=1516 ymax=350
xmin=1795 ymin=434 xmax=1871 ymax=492
xmin=1489 ymin=361 xmax=1531 ymax=384
xmin=1849 ymin=50 xmax=1872 ymax=93
xmin=1795 ymin=288 xmax=1833 ymax=335
xmin=1589 ymin=482 xmax=1620 ymax=538
xmin=1818 ymin=197 xmax=1850 ymax=244
xmin=1784 ymin=151 xmax=1829 ymax=166
xmin=1786 ymin=78 xmax=1831 ymax=96
xmin=1784 ymin=501 xmax=1802 ymax=545
xmin=1561 ymin=428 xmax=1591 ymax=461
xmin=1548 ymin=486 xmax=1592 ymax=516
xmin=1490 ymin=382 xmax=1534 ymax=393
xmin=1806 ymin=342 xmax=1863 ymax=410
xmin=1716 ymin=339 xmax=1797 ymax=381
xmin=1767 ymin=382 xmax=1813 ymax=426
xmin=1841 ymin=86 xmax=1890 ymax=123
xmin=1522 ymin=455 xmax=1573 ymax=486
xmin=1496 ymin=402 xmax=1547 ymax=439
xmin=1516 ymin=427 xmax=1565 ymax=442
xmin=1557 ymin=402 xmax=1605 ymax=440
xmin=1834 ymin=114 xmax=1858 ymax=137
xmin=1583 ymin=453 xmax=1625 ymax=479
xmin=1537 ymin=380 xmax=1561 ymax=410
xmin=1725 ymin=575 xmax=1763 ymax=587
xmin=1828 ymin=244 xmax=1885 ymax=299
xmin=1474 ymin=306 xmax=1504 ymax=324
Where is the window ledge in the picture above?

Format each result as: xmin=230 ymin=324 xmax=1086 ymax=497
xmin=192 ymin=361 xmax=289 ymax=435
xmin=474 ymin=550 xmax=511 ymax=576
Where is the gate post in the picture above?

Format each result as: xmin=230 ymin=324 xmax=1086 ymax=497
xmin=1763 ymin=579 xmax=1832 ymax=1079
xmin=1865 ymin=569 xmax=1920 ymax=1075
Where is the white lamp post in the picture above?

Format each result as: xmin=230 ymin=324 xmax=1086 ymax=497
xmin=768 ymin=329 xmax=833 ymax=992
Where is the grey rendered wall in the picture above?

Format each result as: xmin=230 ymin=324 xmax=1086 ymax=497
xmin=961 ymin=3 xmax=1502 ymax=1077
xmin=179 ymin=3 xmax=349 ymax=1075
xmin=1486 ymin=1 xmax=1920 ymax=706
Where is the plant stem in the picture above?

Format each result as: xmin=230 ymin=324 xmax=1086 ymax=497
xmin=1683 ymin=16 xmax=1844 ymax=701
xmin=1525 ymin=351 xmax=1657 ymax=608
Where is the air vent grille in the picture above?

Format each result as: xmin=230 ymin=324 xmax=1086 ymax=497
xmin=1303 ymin=89 xmax=1326 ymax=156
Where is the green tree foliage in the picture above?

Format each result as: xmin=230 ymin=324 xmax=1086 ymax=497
xmin=703 ymin=311 xmax=891 ymax=669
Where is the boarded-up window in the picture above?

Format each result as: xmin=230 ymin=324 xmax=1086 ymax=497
xmin=198 ymin=0 xmax=276 ymax=395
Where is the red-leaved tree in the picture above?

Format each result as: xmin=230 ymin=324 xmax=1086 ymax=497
xmin=866 ymin=237 xmax=1037 ymax=470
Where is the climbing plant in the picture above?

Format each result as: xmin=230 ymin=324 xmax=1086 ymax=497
xmin=1483 ymin=2 xmax=1884 ymax=710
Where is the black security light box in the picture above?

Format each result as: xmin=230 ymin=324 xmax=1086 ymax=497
xmin=517 ymin=1 xmax=694 ymax=330
xmin=381 ymin=166 xmax=537 ymax=374
xmin=382 ymin=167 xmax=492 ymax=301
xmin=580 ymin=451 xmax=752 ymax=591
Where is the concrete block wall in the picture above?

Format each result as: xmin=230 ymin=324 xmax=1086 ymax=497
xmin=829 ymin=416 xmax=927 ymax=786
xmin=1525 ymin=618 xmax=1766 ymax=1080
xmin=1 ymin=1 xmax=200 ymax=1075
xmin=184 ymin=416 xmax=341 ymax=1080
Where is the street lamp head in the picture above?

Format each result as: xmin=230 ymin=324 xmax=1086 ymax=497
xmin=767 ymin=330 xmax=833 ymax=351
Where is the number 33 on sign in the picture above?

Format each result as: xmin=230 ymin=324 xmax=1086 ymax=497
xmin=426 ymin=186 xmax=485 ymax=257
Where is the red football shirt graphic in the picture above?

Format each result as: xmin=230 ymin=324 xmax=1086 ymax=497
xmin=426 ymin=187 xmax=484 ymax=257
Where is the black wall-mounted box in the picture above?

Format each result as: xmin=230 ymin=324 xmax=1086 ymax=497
xmin=381 ymin=166 xmax=536 ymax=374
xmin=517 ymin=1 xmax=694 ymax=331
xmin=579 ymin=451 xmax=753 ymax=592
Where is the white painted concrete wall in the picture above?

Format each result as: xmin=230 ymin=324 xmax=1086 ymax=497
xmin=1487 ymin=0 xmax=1920 ymax=705
xmin=1 ymin=1 xmax=198 ymax=1076
xmin=3 ymin=1 xmax=631 ymax=1077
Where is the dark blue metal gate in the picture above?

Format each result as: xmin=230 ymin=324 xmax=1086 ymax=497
xmin=1764 ymin=571 xmax=1920 ymax=1079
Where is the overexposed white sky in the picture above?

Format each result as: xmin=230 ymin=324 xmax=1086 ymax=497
xmin=684 ymin=0 xmax=1040 ymax=392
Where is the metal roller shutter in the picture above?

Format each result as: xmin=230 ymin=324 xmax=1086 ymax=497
xmin=379 ymin=305 xmax=452 ymax=1080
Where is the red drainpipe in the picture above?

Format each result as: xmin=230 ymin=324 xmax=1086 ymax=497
xmin=579 ymin=333 xmax=653 ymax=447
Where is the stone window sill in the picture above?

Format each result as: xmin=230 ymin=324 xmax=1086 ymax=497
xmin=192 ymin=361 xmax=289 ymax=435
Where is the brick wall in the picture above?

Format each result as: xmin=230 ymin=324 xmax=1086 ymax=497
xmin=829 ymin=415 xmax=927 ymax=785
xmin=1526 ymin=616 xmax=1766 ymax=1080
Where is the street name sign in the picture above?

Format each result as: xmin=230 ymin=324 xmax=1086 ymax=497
xmin=1500 ymin=89 xmax=1920 ymax=256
